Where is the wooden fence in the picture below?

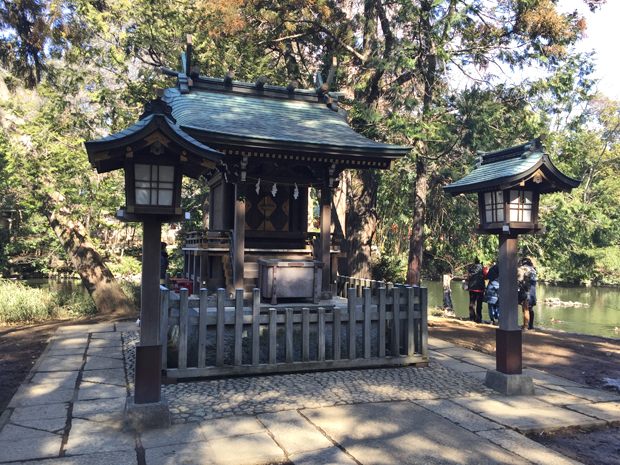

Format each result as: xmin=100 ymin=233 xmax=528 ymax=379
xmin=160 ymin=282 xmax=428 ymax=380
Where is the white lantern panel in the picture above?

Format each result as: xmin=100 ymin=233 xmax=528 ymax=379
xmin=159 ymin=166 xmax=174 ymax=182
xmin=509 ymin=190 xmax=534 ymax=222
xmin=135 ymin=164 xmax=151 ymax=181
xmin=136 ymin=189 xmax=150 ymax=205
xmin=132 ymin=164 xmax=177 ymax=208
xmin=485 ymin=210 xmax=493 ymax=223
xmin=158 ymin=189 xmax=173 ymax=206
xmin=483 ymin=191 xmax=504 ymax=224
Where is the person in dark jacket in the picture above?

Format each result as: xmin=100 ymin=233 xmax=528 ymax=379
xmin=467 ymin=258 xmax=487 ymax=323
xmin=484 ymin=264 xmax=499 ymax=325
xmin=518 ymin=257 xmax=537 ymax=330
xmin=160 ymin=242 xmax=169 ymax=280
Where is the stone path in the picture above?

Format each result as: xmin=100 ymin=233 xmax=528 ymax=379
xmin=1 ymin=322 xmax=619 ymax=464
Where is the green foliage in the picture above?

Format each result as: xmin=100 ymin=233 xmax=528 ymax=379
xmin=0 ymin=0 xmax=616 ymax=290
xmin=118 ymin=280 xmax=141 ymax=310
xmin=0 ymin=279 xmax=97 ymax=324
xmin=372 ymin=254 xmax=406 ymax=284
xmin=106 ymin=255 xmax=142 ymax=279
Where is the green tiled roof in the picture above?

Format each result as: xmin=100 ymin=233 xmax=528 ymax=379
xmin=443 ymin=138 xmax=581 ymax=195
xmin=86 ymin=114 xmax=221 ymax=160
xmin=163 ymin=88 xmax=411 ymax=157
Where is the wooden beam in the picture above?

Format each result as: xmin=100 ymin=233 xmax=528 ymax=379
xmin=315 ymin=83 xmax=329 ymax=95
xmin=141 ymin=220 xmax=162 ymax=346
xmin=233 ymin=191 xmax=245 ymax=290
xmin=223 ymin=71 xmax=235 ymax=85
xmin=190 ymin=65 xmax=200 ymax=79
xmin=286 ymin=80 xmax=299 ymax=91
xmin=255 ymin=75 xmax=268 ymax=88
xmin=320 ymin=186 xmax=331 ymax=292
xmin=498 ymin=233 xmax=519 ymax=332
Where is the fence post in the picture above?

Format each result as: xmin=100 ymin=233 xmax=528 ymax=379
xmin=234 ymin=288 xmax=244 ymax=366
xmin=406 ymin=286 xmax=415 ymax=356
xmin=268 ymin=308 xmax=277 ymax=364
xmin=286 ymin=308 xmax=294 ymax=364
xmin=363 ymin=287 xmax=371 ymax=359
xmin=318 ymin=307 xmax=326 ymax=362
xmin=198 ymin=288 xmax=208 ymax=369
xmin=216 ymin=288 xmax=226 ymax=367
xmin=378 ymin=287 xmax=386 ymax=358
xmin=413 ymin=286 xmax=420 ymax=355
xmin=178 ymin=288 xmax=189 ymax=370
xmin=252 ymin=288 xmax=260 ymax=366
xmin=333 ymin=307 xmax=341 ymax=361
xmin=302 ymin=308 xmax=310 ymax=362
xmin=391 ymin=286 xmax=400 ymax=356
xmin=348 ymin=290 xmax=357 ymax=359
xmin=159 ymin=288 xmax=169 ymax=370
xmin=421 ymin=286 xmax=428 ymax=358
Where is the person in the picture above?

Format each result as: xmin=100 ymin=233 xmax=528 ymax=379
xmin=525 ymin=258 xmax=537 ymax=329
xmin=484 ymin=263 xmax=499 ymax=325
xmin=517 ymin=257 xmax=537 ymax=330
xmin=467 ymin=258 xmax=487 ymax=323
xmin=160 ymin=242 xmax=169 ymax=280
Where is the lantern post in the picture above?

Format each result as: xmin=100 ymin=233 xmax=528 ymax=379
xmin=443 ymin=136 xmax=581 ymax=395
xmin=85 ymin=90 xmax=223 ymax=427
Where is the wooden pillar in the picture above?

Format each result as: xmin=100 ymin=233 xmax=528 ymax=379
xmin=496 ymin=233 xmax=522 ymax=374
xmin=140 ymin=220 xmax=162 ymax=346
xmin=320 ymin=186 xmax=331 ymax=292
xmin=136 ymin=220 xmax=162 ymax=404
xmin=233 ymin=190 xmax=245 ymax=291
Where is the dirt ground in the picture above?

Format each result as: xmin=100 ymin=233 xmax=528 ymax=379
xmin=428 ymin=316 xmax=620 ymax=465
xmin=1 ymin=314 xmax=618 ymax=464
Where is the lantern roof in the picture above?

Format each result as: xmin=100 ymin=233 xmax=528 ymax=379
xmin=442 ymin=136 xmax=581 ymax=196
xmin=84 ymin=96 xmax=224 ymax=180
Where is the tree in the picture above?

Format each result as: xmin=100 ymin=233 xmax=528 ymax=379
xmin=0 ymin=76 xmax=135 ymax=313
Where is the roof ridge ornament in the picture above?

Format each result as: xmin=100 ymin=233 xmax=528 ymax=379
xmin=521 ymin=134 xmax=546 ymax=159
xmin=139 ymin=90 xmax=177 ymax=123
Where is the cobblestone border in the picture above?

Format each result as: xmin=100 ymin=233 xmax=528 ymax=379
xmin=121 ymin=330 xmax=494 ymax=424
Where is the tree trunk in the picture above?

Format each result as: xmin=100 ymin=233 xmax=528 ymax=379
xmin=406 ymin=0 xmax=436 ymax=287
xmin=344 ymin=169 xmax=377 ymax=279
xmin=45 ymin=193 xmax=135 ymax=315
xmin=406 ymin=158 xmax=427 ymax=286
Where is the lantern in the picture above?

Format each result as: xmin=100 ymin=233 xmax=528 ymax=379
xmin=443 ymin=135 xmax=581 ymax=394
xmin=84 ymin=92 xmax=223 ymax=408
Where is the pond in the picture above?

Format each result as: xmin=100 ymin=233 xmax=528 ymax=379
xmin=422 ymin=280 xmax=620 ymax=339
xmin=24 ymin=279 xmax=87 ymax=295
xmin=22 ymin=279 xmax=620 ymax=339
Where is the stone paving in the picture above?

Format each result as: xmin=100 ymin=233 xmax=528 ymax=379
xmin=2 ymin=322 xmax=620 ymax=464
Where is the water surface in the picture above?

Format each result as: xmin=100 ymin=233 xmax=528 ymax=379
xmin=422 ymin=280 xmax=620 ymax=339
